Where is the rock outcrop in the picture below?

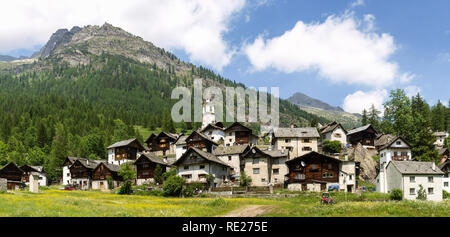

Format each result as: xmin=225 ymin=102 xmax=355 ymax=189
xmin=349 ymin=143 xmax=378 ymax=183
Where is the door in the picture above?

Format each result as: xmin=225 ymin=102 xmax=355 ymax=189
xmin=100 ymin=182 xmax=104 ymax=190
xmin=320 ymin=183 xmax=326 ymax=191
xmin=347 ymin=185 xmax=353 ymax=193
xmin=301 ymin=183 xmax=307 ymax=191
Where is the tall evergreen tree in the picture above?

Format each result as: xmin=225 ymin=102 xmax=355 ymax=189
xmin=383 ymin=89 xmax=413 ymax=140
xmin=361 ymin=109 xmax=368 ymax=126
xmin=368 ymin=104 xmax=381 ymax=129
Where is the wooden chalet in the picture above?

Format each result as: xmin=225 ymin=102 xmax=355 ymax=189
xmin=135 ymin=153 xmax=170 ymax=185
xmin=145 ymin=132 xmax=179 ymax=156
xmin=107 ymin=138 xmax=145 ymax=165
xmin=347 ymin=124 xmax=378 ymax=147
xmin=185 ymin=131 xmax=218 ymax=153
xmin=69 ymin=159 xmax=103 ymax=190
xmin=0 ymin=162 xmax=24 ymax=190
xmin=91 ymin=162 xmax=121 ymax=190
xmin=286 ymin=152 xmax=343 ymax=191
xmin=224 ymin=122 xmax=258 ymax=146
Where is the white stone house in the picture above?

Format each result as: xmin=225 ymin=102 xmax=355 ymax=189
xmin=175 ymin=135 xmax=189 ymax=159
xmin=271 ymin=127 xmax=320 ymax=159
xmin=212 ymin=144 xmax=250 ymax=181
xmin=200 ymin=123 xmax=225 ymax=144
xmin=377 ymin=161 xmax=444 ymax=201
xmin=20 ymin=165 xmax=49 ymax=187
xmin=319 ymin=121 xmax=348 ymax=145
xmin=241 ymin=147 xmax=289 ymax=187
xmin=433 ymin=131 xmax=448 ymax=147
xmin=173 ymin=147 xmax=231 ymax=187
xmin=378 ymin=137 xmax=412 ymax=168
xmin=107 ymin=138 xmax=145 ymax=166
xmin=202 ymin=98 xmax=216 ymax=129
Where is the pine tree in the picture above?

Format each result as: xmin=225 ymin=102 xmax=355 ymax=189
xmin=368 ymin=104 xmax=381 ymax=129
xmin=383 ymin=89 xmax=413 ymax=139
xmin=361 ymin=109 xmax=368 ymax=126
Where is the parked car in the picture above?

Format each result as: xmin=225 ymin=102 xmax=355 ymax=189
xmin=64 ymin=185 xmax=76 ymax=191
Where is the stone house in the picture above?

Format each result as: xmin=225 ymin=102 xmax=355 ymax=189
xmin=271 ymin=127 xmax=320 ymax=159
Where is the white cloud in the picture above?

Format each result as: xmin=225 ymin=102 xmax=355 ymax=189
xmin=343 ymin=89 xmax=388 ymax=114
xmin=404 ymin=85 xmax=421 ymax=98
xmin=0 ymin=0 xmax=246 ymax=70
xmin=350 ymin=0 xmax=365 ymax=8
xmin=244 ymin=12 xmax=411 ymax=87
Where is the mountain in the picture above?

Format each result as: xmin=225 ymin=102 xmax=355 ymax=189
xmin=0 ymin=23 xmax=331 ymax=129
xmin=287 ymin=92 xmax=360 ymax=128
xmin=288 ymin=92 xmax=343 ymax=112
xmin=0 ymin=55 xmax=28 ymax=62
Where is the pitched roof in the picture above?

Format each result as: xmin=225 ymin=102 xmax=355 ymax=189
xmin=389 ymin=161 xmax=444 ymax=175
xmin=135 ymin=153 xmax=170 ymax=166
xmin=285 ymin=151 xmax=343 ymax=164
xmin=433 ymin=131 xmax=447 ymax=137
xmin=347 ymin=124 xmax=377 ymax=136
xmin=201 ymin=123 xmax=225 ymax=133
xmin=107 ymin=138 xmax=144 ymax=150
xmin=0 ymin=162 xmax=24 ymax=173
xmin=273 ymin=127 xmax=320 ymax=138
xmin=174 ymin=147 xmax=230 ymax=167
xmin=185 ymin=131 xmax=218 ymax=146
xmin=70 ymin=158 xmax=104 ymax=170
xmin=242 ymin=146 xmax=288 ymax=158
xmin=99 ymin=162 xmax=121 ymax=172
xmin=145 ymin=133 xmax=156 ymax=144
xmin=320 ymin=121 xmax=347 ymax=135
xmin=157 ymin=131 xmax=180 ymax=140
xmin=224 ymin=122 xmax=252 ymax=132
xmin=213 ymin=144 xmax=249 ymax=156
xmin=375 ymin=134 xmax=396 ymax=147
xmin=175 ymin=135 xmax=189 ymax=145
xmin=378 ymin=136 xmax=411 ymax=151
xmin=439 ymin=160 xmax=450 ymax=171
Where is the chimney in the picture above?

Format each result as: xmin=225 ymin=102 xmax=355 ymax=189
xmin=163 ymin=156 xmax=168 ymax=163
xmin=432 ymin=162 xmax=436 ymax=171
xmin=86 ymin=160 xmax=89 ymax=166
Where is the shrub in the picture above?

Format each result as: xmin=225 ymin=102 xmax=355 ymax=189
xmin=153 ymin=164 xmax=163 ymax=185
xmin=162 ymin=168 xmax=176 ymax=181
xmin=417 ymin=185 xmax=427 ymax=201
xmin=182 ymin=185 xmax=195 ymax=197
xmin=118 ymin=181 xmax=133 ymax=195
xmin=240 ymin=172 xmax=252 ymax=187
xmin=322 ymin=140 xmax=342 ymax=154
xmin=162 ymin=175 xmax=185 ymax=197
xmin=443 ymin=190 xmax=449 ymax=199
xmin=390 ymin=189 xmax=403 ymax=201
xmin=206 ymin=198 xmax=228 ymax=207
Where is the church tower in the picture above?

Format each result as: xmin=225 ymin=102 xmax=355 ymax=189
xmin=202 ymin=97 xmax=216 ymax=129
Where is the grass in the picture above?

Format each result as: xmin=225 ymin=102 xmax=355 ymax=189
xmin=0 ymin=189 xmax=449 ymax=217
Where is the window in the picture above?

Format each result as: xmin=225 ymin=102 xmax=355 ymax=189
xmin=302 ymin=147 xmax=312 ymax=151
xmin=143 ymin=163 xmax=149 ymax=168
xmin=396 ymin=141 xmax=402 ymax=145
xmin=349 ymin=175 xmax=353 ymax=180
xmin=228 ymin=156 xmax=232 ymax=161
xmin=199 ymin=165 xmax=205 ymax=169
xmin=261 ymin=178 xmax=266 ymax=182
xmin=380 ymin=153 xmax=384 ymax=157
xmin=273 ymin=159 xmax=279 ymax=164
xmin=334 ymin=133 xmax=341 ymax=138
xmin=428 ymin=176 xmax=434 ymax=183
xmin=285 ymin=139 xmax=291 ymax=143
xmin=327 ymin=164 xmax=332 ymax=169
xmin=428 ymin=188 xmax=434 ymax=194
xmin=322 ymin=172 xmax=334 ymax=178
xmin=253 ymin=168 xmax=260 ymax=174
xmin=401 ymin=152 xmax=408 ymax=157
xmin=394 ymin=152 xmax=398 ymax=157
xmin=211 ymin=136 xmax=215 ymax=140
xmin=253 ymin=158 xmax=259 ymax=164
xmin=143 ymin=171 xmax=150 ymax=176
xmin=445 ymin=182 xmax=449 ymax=187
xmin=303 ymin=139 xmax=311 ymax=143
xmin=273 ymin=169 xmax=279 ymax=174
xmin=67 ymin=173 xmax=70 ymax=177
xmin=410 ymin=188 xmax=415 ymax=195
xmin=310 ymin=164 xmax=319 ymax=172
xmin=182 ymin=174 xmax=192 ymax=179
xmin=184 ymin=166 xmax=189 ymax=170
xmin=410 ymin=176 xmax=415 ymax=183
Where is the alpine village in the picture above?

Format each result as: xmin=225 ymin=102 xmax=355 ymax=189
xmin=0 ymin=24 xmax=449 ymax=216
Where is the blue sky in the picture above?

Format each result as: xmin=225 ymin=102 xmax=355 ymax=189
xmin=1 ymin=0 xmax=449 ymax=113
